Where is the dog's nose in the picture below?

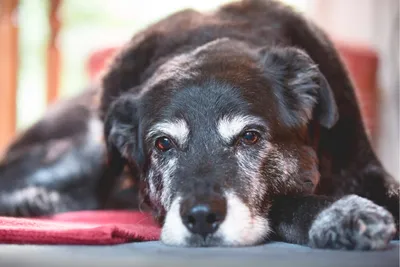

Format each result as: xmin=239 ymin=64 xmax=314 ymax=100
xmin=180 ymin=196 xmax=227 ymax=239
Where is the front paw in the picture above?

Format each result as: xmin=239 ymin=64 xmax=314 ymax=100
xmin=308 ymin=195 xmax=396 ymax=250
xmin=0 ymin=187 xmax=64 ymax=217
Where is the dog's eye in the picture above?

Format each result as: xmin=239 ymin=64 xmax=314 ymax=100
xmin=155 ymin=137 xmax=173 ymax=152
xmin=241 ymin=131 xmax=260 ymax=145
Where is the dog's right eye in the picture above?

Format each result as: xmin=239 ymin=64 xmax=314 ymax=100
xmin=241 ymin=131 xmax=260 ymax=145
xmin=155 ymin=137 xmax=173 ymax=152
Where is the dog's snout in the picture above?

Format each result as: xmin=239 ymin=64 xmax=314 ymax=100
xmin=180 ymin=196 xmax=227 ymax=239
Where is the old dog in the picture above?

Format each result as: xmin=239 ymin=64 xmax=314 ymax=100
xmin=0 ymin=0 xmax=398 ymax=250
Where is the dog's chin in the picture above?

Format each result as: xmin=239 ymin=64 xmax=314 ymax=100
xmin=160 ymin=192 xmax=271 ymax=247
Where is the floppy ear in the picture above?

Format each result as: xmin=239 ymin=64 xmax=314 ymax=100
xmin=104 ymin=95 xmax=144 ymax=171
xmin=261 ymin=47 xmax=338 ymax=129
xmin=99 ymin=29 xmax=157 ymax=204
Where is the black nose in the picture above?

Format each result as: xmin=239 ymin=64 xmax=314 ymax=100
xmin=180 ymin=196 xmax=227 ymax=239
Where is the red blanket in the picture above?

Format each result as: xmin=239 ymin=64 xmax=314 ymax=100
xmin=0 ymin=211 xmax=161 ymax=245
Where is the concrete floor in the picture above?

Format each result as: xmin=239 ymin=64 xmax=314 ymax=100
xmin=0 ymin=241 xmax=398 ymax=267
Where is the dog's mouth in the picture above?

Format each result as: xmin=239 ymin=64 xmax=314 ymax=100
xmin=160 ymin=192 xmax=271 ymax=247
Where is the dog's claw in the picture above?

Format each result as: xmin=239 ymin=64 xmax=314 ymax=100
xmin=357 ymin=219 xmax=367 ymax=235
xmin=308 ymin=195 xmax=396 ymax=250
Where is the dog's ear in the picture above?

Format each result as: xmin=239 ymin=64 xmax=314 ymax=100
xmin=97 ymin=95 xmax=143 ymax=205
xmin=104 ymin=95 xmax=144 ymax=178
xmin=261 ymin=47 xmax=338 ymax=129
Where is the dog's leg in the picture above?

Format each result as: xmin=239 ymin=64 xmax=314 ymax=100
xmin=0 ymin=136 xmax=105 ymax=217
xmin=317 ymin=166 xmax=400 ymax=232
xmin=269 ymin=194 xmax=396 ymax=250
xmin=0 ymin=187 xmax=75 ymax=217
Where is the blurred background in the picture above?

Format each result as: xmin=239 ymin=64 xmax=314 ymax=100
xmin=0 ymin=0 xmax=398 ymax=179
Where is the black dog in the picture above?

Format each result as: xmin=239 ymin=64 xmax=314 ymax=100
xmin=0 ymin=0 xmax=398 ymax=250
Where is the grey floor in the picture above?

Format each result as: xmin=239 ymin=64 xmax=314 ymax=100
xmin=0 ymin=241 xmax=398 ymax=267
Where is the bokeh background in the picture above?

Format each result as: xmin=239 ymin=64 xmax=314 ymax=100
xmin=0 ymin=0 xmax=398 ymax=179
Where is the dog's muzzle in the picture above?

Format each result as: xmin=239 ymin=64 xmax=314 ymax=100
xmin=180 ymin=194 xmax=227 ymax=239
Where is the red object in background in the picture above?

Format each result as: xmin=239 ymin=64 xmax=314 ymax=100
xmin=87 ymin=47 xmax=119 ymax=80
xmin=0 ymin=211 xmax=161 ymax=245
xmin=87 ymin=42 xmax=379 ymax=140
xmin=334 ymin=41 xmax=379 ymax=140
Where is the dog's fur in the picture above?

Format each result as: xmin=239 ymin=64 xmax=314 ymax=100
xmin=0 ymin=0 xmax=398 ymax=250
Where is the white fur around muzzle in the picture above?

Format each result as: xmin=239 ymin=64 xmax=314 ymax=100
xmin=160 ymin=192 xmax=270 ymax=246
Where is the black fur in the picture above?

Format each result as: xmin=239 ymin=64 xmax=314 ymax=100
xmin=0 ymin=0 xmax=398 ymax=249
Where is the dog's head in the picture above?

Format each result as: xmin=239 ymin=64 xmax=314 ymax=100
xmin=103 ymin=38 xmax=338 ymax=246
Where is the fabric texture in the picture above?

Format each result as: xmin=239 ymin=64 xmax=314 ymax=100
xmin=0 ymin=211 xmax=161 ymax=245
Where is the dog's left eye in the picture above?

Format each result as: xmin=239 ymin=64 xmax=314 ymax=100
xmin=155 ymin=137 xmax=173 ymax=152
xmin=241 ymin=131 xmax=260 ymax=145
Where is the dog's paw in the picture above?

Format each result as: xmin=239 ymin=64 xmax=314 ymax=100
xmin=0 ymin=187 xmax=64 ymax=217
xmin=308 ymin=195 xmax=396 ymax=250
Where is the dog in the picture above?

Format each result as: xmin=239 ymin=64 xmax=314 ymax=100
xmin=0 ymin=0 xmax=398 ymax=250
